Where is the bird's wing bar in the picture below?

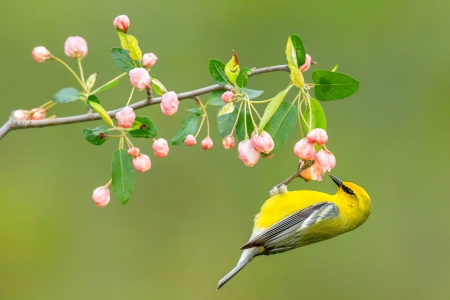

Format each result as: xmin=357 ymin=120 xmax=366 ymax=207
xmin=240 ymin=202 xmax=338 ymax=250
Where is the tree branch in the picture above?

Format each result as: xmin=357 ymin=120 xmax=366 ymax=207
xmin=0 ymin=64 xmax=289 ymax=140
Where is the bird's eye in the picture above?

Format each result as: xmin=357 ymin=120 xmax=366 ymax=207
xmin=343 ymin=186 xmax=355 ymax=195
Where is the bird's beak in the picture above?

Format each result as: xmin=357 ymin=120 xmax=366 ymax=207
xmin=329 ymin=174 xmax=343 ymax=187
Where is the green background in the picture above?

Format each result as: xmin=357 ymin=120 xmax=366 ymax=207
xmin=1 ymin=0 xmax=449 ymax=299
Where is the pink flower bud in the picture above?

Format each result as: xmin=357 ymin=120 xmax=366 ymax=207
xmin=31 ymin=46 xmax=51 ymax=62
xmin=238 ymin=140 xmax=260 ymax=167
xmin=113 ymin=15 xmax=130 ymax=33
xmin=116 ymin=106 xmax=135 ymax=128
xmin=315 ymin=149 xmax=331 ymax=172
xmin=222 ymin=136 xmax=235 ymax=150
xmin=327 ymin=151 xmax=336 ymax=169
xmin=251 ymin=130 xmax=274 ymax=154
xmin=30 ymin=108 xmax=46 ymax=120
xmin=152 ymin=138 xmax=169 ymax=158
xmin=129 ymin=68 xmax=151 ymax=91
xmin=92 ymin=186 xmax=110 ymax=207
xmin=64 ymin=36 xmax=88 ymax=59
xmin=127 ymin=147 xmax=140 ymax=157
xmin=133 ymin=154 xmax=151 ymax=172
xmin=142 ymin=53 xmax=158 ymax=68
xmin=201 ymin=137 xmax=213 ymax=150
xmin=306 ymin=128 xmax=328 ymax=146
xmin=222 ymin=91 xmax=235 ymax=103
xmin=160 ymin=91 xmax=179 ymax=116
xmin=300 ymin=162 xmax=323 ymax=182
xmin=294 ymin=138 xmax=316 ymax=160
xmin=300 ymin=54 xmax=312 ymax=72
xmin=13 ymin=110 xmax=30 ymax=121
xmin=185 ymin=135 xmax=197 ymax=146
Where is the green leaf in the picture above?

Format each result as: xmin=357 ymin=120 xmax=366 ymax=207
xmin=118 ymin=32 xmax=142 ymax=61
xmin=170 ymin=115 xmax=201 ymax=145
xmin=111 ymin=48 xmax=136 ymax=72
xmin=258 ymin=89 xmax=288 ymax=133
xmin=263 ymin=102 xmax=297 ymax=155
xmin=236 ymin=68 xmax=252 ymax=88
xmin=216 ymin=104 xmax=238 ymax=138
xmin=208 ymin=59 xmax=230 ymax=86
xmin=243 ymin=88 xmax=264 ymax=100
xmin=288 ymin=63 xmax=304 ymax=88
xmin=186 ymin=108 xmax=203 ymax=116
xmin=290 ymin=34 xmax=306 ymax=66
xmin=88 ymin=101 xmax=114 ymax=126
xmin=312 ymin=70 xmax=360 ymax=101
xmin=208 ymin=89 xmax=227 ymax=106
xmin=83 ymin=125 xmax=109 ymax=145
xmin=129 ymin=116 xmax=158 ymax=138
xmin=111 ymin=149 xmax=134 ymax=205
xmin=87 ymin=95 xmax=100 ymax=104
xmin=217 ymin=102 xmax=235 ymax=116
xmin=52 ymin=87 xmax=80 ymax=104
xmin=331 ymin=64 xmax=339 ymax=72
xmin=302 ymin=98 xmax=327 ymax=132
xmin=95 ymin=80 xmax=119 ymax=94
xmin=86 ymin=72 xmax=97 ymax=91
xmin=225 ymin=52 xmax=240 ymax=84
xmin=236 ymin=108 xmax=254 ymax=141
xmin=151 ymin=77 xmax=166 ymax=95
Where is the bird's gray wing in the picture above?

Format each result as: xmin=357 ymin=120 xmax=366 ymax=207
xmin=240 ymin=202 xmax=338 ymax=251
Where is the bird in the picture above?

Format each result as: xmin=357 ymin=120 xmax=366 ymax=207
xmin=217 ymin=174 xmax=371 ymax=289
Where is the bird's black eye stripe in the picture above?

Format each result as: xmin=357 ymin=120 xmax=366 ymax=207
xmin=343 ymin=185 xmax=355 ymax=195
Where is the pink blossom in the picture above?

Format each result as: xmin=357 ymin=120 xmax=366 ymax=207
xmin=127 ymin=147 xmax=140 ymax=157
xmin=160 ymin=91 xmax=179 ymax=116
xmin=201 ymin=137 xmax=213 ymax=150
xmin=142 ymin=53 xmax=158 ymax=68
xmin=294 ymin=138 xmax=316 ymax=160
xmin=222 ymin=136 xmax=235 ymax=150
xmin=116 ymin=107 xmax=136 ymax=128
xmin=31 ymin=46 xmax=51 ymax=62
xmin=306 ymin=128 xmax=328 ymax=146
xmin=185 ymin=135 xmax=197 ymax=146
xmin=327 ymin=151 xmax=336 ymax=169
xmin=315 ymin=149 xmax=330 ymax=172
xmin=129 ymin=68 xmax=151 ymax=90
xmin=14 ymin=110 xmax=30 ymax=121
xmin=152 ymin=138 xmax=169 ymax=158
xmin=64 ymin=36 xmax=88 ymax=59
xmin=238 ymin=140 xmax=260 ymax=167
xmin=30 ymin=108 xmax=46 ymax=120
xmin=92 ymin=186 xmax=110 ymax=207
xmin=133 ymin=154 xmax=151 ymax=172
xmin=113 ymin=15 xmax=130 ymax=33
xmin=222 ymin=91 xmax=235 ymax=103
xmin=300 ymin=54 xmax=312 ymax=72
xmin=251 ymin=130 xmax=274 ymax=154
xmin=300 ymin=161 xmax=323 ymax=182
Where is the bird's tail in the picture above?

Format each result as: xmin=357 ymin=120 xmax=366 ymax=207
xmin=217 ymin=247 xmax=260 ymax=289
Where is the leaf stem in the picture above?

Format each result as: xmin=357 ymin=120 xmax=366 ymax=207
xmin=91 ymin=72 xmax=127 ymax=95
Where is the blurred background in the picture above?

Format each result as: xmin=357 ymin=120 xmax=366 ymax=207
xmin=1 ymin=0 xmax=449 ymax=299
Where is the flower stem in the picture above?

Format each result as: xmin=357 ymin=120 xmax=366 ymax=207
xmin=126 ymin=88 xmax=135 ymax=106
xmin=51 ymin=56 xmax=85 ymax=90
xmin=91 ymin=72 xmax=127 ymax=95
xmin=77 ymin=58 xmax=87 ymax=92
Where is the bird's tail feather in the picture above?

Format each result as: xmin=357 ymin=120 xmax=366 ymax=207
xmin=217 ymin=247 xmax=260 ymax=289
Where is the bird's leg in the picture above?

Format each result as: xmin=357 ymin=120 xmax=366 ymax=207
xmin=269 ymin=160 xmax=314 ymax=197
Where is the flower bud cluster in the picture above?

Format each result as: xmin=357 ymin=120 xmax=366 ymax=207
xmin=237 ymin=129 xmax=275 ymax=167
xmin=116 ymin=107 xmax=136 ymax=128
xmin=14 ymin=108 xmax=47 ymax=121
xmin=128 ymin=147 xmax=151 ymax=172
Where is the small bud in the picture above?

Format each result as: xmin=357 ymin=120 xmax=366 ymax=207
xmin=251 ymin=130 xmax=274 ymax=154
xmin=222 ymin=136 xmax=235 ymax=150
xmin=306 ymin=128 xmax=328 ymax=146
xmin=116 ymin=107 xmax=136 ymax=128
xmin=64 ymin=36 xmax=88 ymax=59
xmin=315 ymin=149 xmax=330 ymax=172
xmin=221 ymin=91 xmax=235 ymax=103
xmin=86 ymin=72 xmax=97 ymax=91
xmin=13 ymin=110 xmax=30 ymax=121
xmin=92 ymin=186 xmax=110 ymax=207
xmin=185 ymin=135 xmax=197 ymax=146
xmin=113 ymin=15 xmax=130 ymax=33
xmin=127 ymin=147 xmax=140 ymax=157
xmin=293 ymin=138 xmax=316 ymax=160
xmin=160 ymin=91 xmax=179 ymax=116
xmin=142 ymin=53 xmax=158 ymax=68
xmin=129 ymin=68 xmax=151 ymax=90
xmin=265 ymin=154 xmax=275 ymax=159
xmin=300 ymin=54 xmax=312 ymax=72
xmin=133 ymin=154 xmax=151 ymax=172
xmin=152 ymin=138 xmax=169 ymax=158
xmin=31 ymin=46 xmax=51 ymax=62
xmin=300 ymin=162 xmax=323 ymax=182
xmin=327 ymin=151 xmax=336 ymax=169
xmin=238 ymin=140 xmax=260 ymax=167
xmin=30 ymin=108 xmax=46 ymax=120
xmin=201 ymin=137 xmax=213 ymax=150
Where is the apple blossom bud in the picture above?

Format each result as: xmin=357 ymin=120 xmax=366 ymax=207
xmin=222 ymin=136 xmax=235 ymax=150
xmin=300 ymin=54 xmax=312 ymax=72
xmin=133 ymin=154 xmax=151 ymax=172
xmin=116 ymin=106 xmax=136 ymax=128
xmin=113 ymin=15 xmax=130 ymax=33
xmin=160 ymin=91 xmax=179 ymax=116
xmin=315 ymin=149 xmax=331 ymax=172
xmin=306 ymin=128 xmax=328 ymax=146
xmin=127 ymin=147 xmax=140 ymax=157
xmin=201 ymin=137 xmax=213 ymax=150
xmin=185 ymin=135 xmax=197 ymax=146
xmin=142 ymin=53 xmax=158 ymax=68
xmin=238 ymin=140 xmax=260 ymax=167
xmin=13 ymin=110 xmax=30 ymax=121
xmin=92 ymin=186 xmax=110 ymax=207
xmin=222 ymin=91 xmax=235 ymax=103
xmin=152 ymin=138 xmax=169 ymax=158
xmin=294 ymin=138 xmax=316 ymax=160
xmin=129 ymin=68 xmax=151 ymax=91
xmin=64 ymin=36 xmax=88 ymax=59
xmin=327 ymin=151 xmax=336 ymax=169
xmin=251 ymin=130 xmax=274 ymax=154
xmin=300 ymin=162 xmax=323 ymax=182
xmin=30 ymin=108 xmax=46 ymax=120
xmin=31 ymin=46 xmax=51 ymax=62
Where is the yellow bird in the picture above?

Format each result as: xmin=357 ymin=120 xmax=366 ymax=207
xmin=217 ymin=175 xmax=371 ymax=289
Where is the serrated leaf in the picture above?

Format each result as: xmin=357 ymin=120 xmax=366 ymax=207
xmin=111 ymin=48 xmax=136 ymax=72
xmin=243 ymin=88 xmax=264 ymax=100
xmin=217 ymin=104 xmax=238 ymax=138
xmin=208 ymin=89 xmax=227 ymax=106
xmin=186 ymin=107 xmax=203 ymax=116
xmin=258 ymin=90 xmax=288 ymax=133
xmin=83 ymin=125 xmax=109 ymax=145
xmin=52 ymin=87 xmax=80 ymax=104
xmin=288 ymin=63 xmax=304 ymax=88
xmin=302 ymin=98 xmax=327 ymax=132
xmin=88 ymin=101 xmax=114 ymax=126
xmin=290 ymin=34 xmax=306 ymax=66
xmin=236 ymin=108 xmax=254 ymax=141
xmin=95 ymin=80 xmax=119 ymax=94
xmin=312 ymin=70 xmax=359 ymax=101
xmin=209 ymin=59 xmax=230 ymax=86
xmin=263 ymin=102 xmax=297 ymax=155
xmin=129 ymin=116 xmax=158 ymax=138
xmin=225 ymin=52 xmax=240 ymax=84
xmin=171 ymin=115 xmax=201 ymax=145
xmin=151 ymin=78 xmax=167 ymax=95
xmin=111 ymin=149 xmax=134 ymax=205
xmin=218 ymin=102 xmax=235 ymax=116
xmin=236 ymin=67 xmax=252 ymax=88
xmin=118 ymin=32 xmax=142 ymax=61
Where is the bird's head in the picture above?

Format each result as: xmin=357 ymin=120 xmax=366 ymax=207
xmin=329 ymin=174 xmax=371 ymax=218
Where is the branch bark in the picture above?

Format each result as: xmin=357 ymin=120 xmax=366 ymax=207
xmin=0 ymin=64 xmax=289 ymax=140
